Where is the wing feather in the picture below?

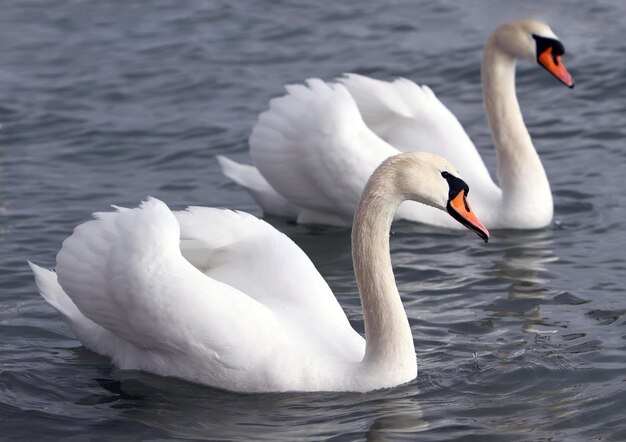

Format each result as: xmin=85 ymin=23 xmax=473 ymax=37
xmin=175 ymin=206 xmax=363 ymax=359
xmin=53 ymin=198 xmax=363 ymax=368
xmin=341 ymin=73 xmax=497 ymax=190
xmin=250 ymin=78 xmax=399 ymax=225
xmin=55 ymin=198 xmax=280 ymax=357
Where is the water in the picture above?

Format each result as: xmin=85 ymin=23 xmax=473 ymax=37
xmin=1 ymin=0 xmax=625 ymax=440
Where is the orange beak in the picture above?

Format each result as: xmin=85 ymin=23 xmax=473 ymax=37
xmin=448 ymin=191 xmax=489 ymax=242
xmin=538 ymin=46 xmax=574 ymax=88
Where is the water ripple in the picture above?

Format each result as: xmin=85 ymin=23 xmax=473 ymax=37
xmin=1 ymin=0 xmax=625 ymax=440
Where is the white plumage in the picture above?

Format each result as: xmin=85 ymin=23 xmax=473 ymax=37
xmin=220 ymin=20 xmax=574 ymax=229
xmin=31 ymin=198 xmax=364 ymax=392
xmin=31 ymin=153 xmax=489 ymax=393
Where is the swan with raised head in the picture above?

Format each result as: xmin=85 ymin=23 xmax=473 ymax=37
xmin=30 ymin=152 xmax=488 ymax=393
xmin=219 ymin=19 xmax=574 ymax=229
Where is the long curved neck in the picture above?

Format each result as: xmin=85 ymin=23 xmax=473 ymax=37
xmin=352 ymin=171 xmax=415 ymax=372
xmin=482 ymin=35 xmax=552 ymax=221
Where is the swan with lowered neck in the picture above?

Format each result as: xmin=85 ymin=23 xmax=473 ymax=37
xmin=30 ymin=152 xmax=488 ymax=393
xmin=218 ymin=19 xmax=574 ymax=229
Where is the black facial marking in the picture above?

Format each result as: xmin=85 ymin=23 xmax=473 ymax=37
xmin=441 ymin=171 xmax=469 ymax=202
xmin=441 ymin=171 xmax=488 ymax=242
xmin=532 ymin=34 xmax=565 ymax=64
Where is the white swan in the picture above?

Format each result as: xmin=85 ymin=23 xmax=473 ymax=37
xmin=30 ymin=152 xmax=488 ymax=393
xmin=219 ymin=19 xmax=574 ymax=229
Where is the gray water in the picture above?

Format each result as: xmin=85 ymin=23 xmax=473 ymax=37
xmin=1 ymin=0 xmax=625 ymax=440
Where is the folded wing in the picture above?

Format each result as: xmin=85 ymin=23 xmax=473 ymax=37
xmin=250 ymin=78 xmax=399 ymax=225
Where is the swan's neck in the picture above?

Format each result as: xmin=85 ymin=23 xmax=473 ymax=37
xmin=482 ymin=36 xmax=553 ymax=224
xmin=352 ymin=174 xmax=416 ymax=375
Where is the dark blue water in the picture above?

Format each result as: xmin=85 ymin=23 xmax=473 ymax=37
xmin=1 ymin=1 xmax=625 ymax=440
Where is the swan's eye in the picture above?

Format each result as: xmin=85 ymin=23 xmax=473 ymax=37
xmin=441 ymin=171 xmax=451 ymax=179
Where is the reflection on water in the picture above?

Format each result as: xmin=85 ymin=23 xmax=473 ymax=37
xmin=488 ymin=231 xmax=558 ymax=284
xmin=366 ymin=409 xmax=428 ymax=442
xmin=73 ymin=370 xmax=426 ymax=441
xmin=484 ymin=231 xmax=559 ymax=327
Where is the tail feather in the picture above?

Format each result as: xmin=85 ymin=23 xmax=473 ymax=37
xmin=216 ymin=155 xmax=298 ymax=217
xmin=29 ymin=261 xmax=84 ymax=321
xmin=29 ymin=261 xmax=119 ymax=357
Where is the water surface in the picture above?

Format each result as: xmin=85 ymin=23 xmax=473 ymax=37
xmin=1 ymin=1 xmax=625 ymax=440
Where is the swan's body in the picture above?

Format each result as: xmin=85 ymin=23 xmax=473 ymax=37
xmin=219 ymin=19 xmax=573 ymax=229
xmin=31 ymin=152 xmax=488 ymax=393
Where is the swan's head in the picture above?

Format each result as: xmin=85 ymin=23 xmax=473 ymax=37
xmin=384 ymin=152 xmax=490 ymax=242
xmin=492 ymin=19 xmax=574 ymax=88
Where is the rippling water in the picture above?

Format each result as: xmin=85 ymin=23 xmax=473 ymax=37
xmin=1 ymin=0 xmax=625 ymax=440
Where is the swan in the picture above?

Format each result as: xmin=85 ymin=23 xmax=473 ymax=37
xmin=30 ymin=152 xmax=488 ymax=393
xmin=218 ymin=19 xmax=574 ymax=229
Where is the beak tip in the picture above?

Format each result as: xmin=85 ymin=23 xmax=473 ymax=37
xmin=563 ymin=75 xmax=575 ymax=88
